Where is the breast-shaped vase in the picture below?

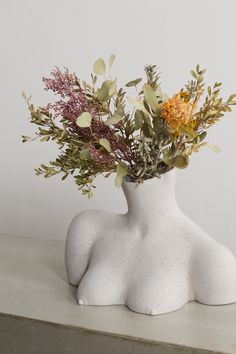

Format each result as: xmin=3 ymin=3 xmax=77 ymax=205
xmin=65 ymin=170 xmax=236 ymax=315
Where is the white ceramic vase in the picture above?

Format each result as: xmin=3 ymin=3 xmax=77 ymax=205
xmin=65 ymin=170 xmax=236 ymax=315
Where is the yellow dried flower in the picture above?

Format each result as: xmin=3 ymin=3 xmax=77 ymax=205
xmin=160 ymin=93 xmax=195 ymax=134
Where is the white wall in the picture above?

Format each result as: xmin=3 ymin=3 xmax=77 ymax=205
xmin=1 ymin=0 xmax=236 ymax=253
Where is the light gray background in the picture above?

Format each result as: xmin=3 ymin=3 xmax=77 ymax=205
xmin=1 ymin=0 xmax=236 ymax=253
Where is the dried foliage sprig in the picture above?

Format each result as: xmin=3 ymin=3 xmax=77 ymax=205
xmin=22 ymin=56 xmax=236 ymax=197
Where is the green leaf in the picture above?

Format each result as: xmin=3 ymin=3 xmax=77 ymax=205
xmin=199 ymin=131 xmax=207 ymax=142
xmin=99 ymin=138 xmax=111 ymax=152
xmin=22 ymin=135 xmax=31 ymax=143
xmin=142 ymin=122 xmax=152 ymax=138
xmin=143 ymin=84 xmax=159 ymax=111
xmin=97 ymin=80 xmax=115 ymax=102
xmin=143 ymin=100 xmax=152 ymax=113
xmin=40 ymin=136 xmax=50 ymax=142
xmin=228 ymin=93 xmax=236 ymax=102
xmin=173 ymin=155 xmax=189 ymax=169
xmin=155 ymin=86 xmax=168 ymax=102
xmin=198 ymin=76 xmax=204 ymax=84
xmin=178 ymin=126 xmax=196 ymax=139
xmin=152 ymin=115 xmax=161 ymax=132
xmin=193 ymin=131 xmax=207 ymax=144
xmin=155 ymin=86 xmax=163 ymax=97
xmin=105 ymin=111 xmax=124 ymax=125
xmin=191 ymin=70 xmax=197 ymax=79
xmin=142 ymin=112 xmax=152 ymax=126
xmin=125 ymin=78 xmax=142 ymax=87
xmin=79 ymin=148 xmax=90 ymax=160
xmin=109 ymin=54 xmax=115 ymax=69
xmin=134 ymin=110 xmax=144 ymax=130
xmin=76 ymin=112 xmax=92 ymax=128
xmin=224 ymin=106 xmax=232 ymax=112
xmin=214 ymin=82 xmax=222 ymax=88
xmin=62 ymin=173 xmax=69 ymax=180
xmin=128 ymin=97 xmax=147 ymax=113
xmin=115 ymin=163 xmax=128 ymax=188
xmin=93 ymin=58 xmax=106 ymax=75
xmin=163 ymin=143 xmax=175 ymax=158
xmin=206 ymin=142 xmax=221 ymax=153
xmin=92 ymin=75 xmax=97 ymax=85
xmin=162 ymin=156 xmax=174 ymax=166
xmin=108 ymin=81 xmax=116 ymax=96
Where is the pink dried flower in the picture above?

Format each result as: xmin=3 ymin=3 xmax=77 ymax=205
xmin=42 ymin=67 xmax=132 ymax=164
xmin=87 ymin=144 xmax=114 ymax=169
xmin=43 ymin=67 xmax=90 ymax=121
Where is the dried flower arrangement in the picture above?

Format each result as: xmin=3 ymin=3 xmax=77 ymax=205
xmin=23 ymin=55 xmax=236 ymax=197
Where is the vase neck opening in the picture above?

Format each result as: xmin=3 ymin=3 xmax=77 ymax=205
xmin=122 ymin=170 xmax=177 ymax=221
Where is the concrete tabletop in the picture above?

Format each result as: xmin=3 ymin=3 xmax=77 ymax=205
xmin=0 ymin=234 xmax=235 ymax=354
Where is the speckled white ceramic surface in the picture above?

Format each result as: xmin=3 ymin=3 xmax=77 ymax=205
xmin=65 ymin=170 xmax=236 ymax=315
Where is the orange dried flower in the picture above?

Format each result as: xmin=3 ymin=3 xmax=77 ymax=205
xmin=160 ymin=93 xmax=195 ymax=134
